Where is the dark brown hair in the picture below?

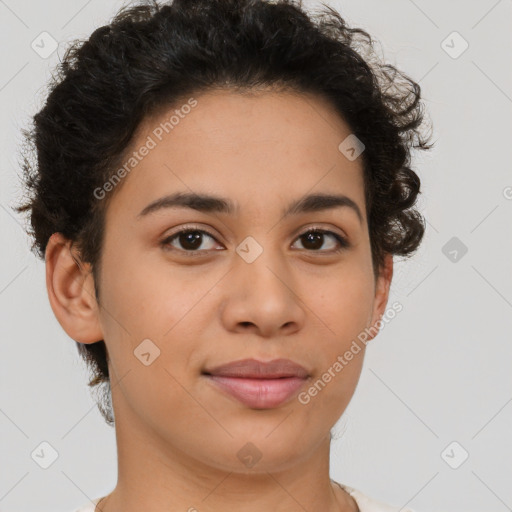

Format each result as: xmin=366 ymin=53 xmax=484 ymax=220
xmin=15 ymin=0 xmax=433 ymax=425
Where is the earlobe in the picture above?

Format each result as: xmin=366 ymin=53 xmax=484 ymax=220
xmin=367 ymin=253 xmax=394 ymax=341
xmin=45 ymin=232 xmax=103 ymax=344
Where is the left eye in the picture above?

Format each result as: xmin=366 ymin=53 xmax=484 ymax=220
xmin=292 ymin=229 xmax=349 ymax=252
xmin=161 ymin=227 xmax=349 ymax=254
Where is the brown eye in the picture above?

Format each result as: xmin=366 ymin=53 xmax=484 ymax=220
xmin=293 ymin=229 xmax=349 ymax=253
xmin=161 ymin=228 xmax=222 ymax=254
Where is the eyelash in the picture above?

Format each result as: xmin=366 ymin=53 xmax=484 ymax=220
xmin=160 ymin=225 xmax=350 ymax=256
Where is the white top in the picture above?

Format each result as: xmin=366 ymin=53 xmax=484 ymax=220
xmin=73 ymin=483 xmax=417 ymax=512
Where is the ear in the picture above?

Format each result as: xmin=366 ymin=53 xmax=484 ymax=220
xmin=367 ymin=252 xmax=394 ymax=341
xmin=45 ymin=232 xmax=103 ymax=344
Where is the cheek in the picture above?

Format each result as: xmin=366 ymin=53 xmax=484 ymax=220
xmin=311 ymin=264 xmax=375 ymax=337
xmin=98 ymin=244 xmax=179 ymax=334
xmin=301 ymin=265 xmax=374 ymax=402
xmin=97 ymin=249 xmax=211 ymax=373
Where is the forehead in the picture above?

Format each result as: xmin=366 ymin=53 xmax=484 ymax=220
xmin=103 ymin=89 xmax=366 ymax=223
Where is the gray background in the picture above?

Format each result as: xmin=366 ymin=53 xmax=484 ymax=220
xmin=1 ymin=1 xmax=511 ymax=511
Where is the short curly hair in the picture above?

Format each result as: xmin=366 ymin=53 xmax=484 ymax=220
xmin=15 ymin=0 xmax=433 ymax=426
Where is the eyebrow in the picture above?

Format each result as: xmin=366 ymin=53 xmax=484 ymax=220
xmin=137 ymin=191 xmax=363 ymax=224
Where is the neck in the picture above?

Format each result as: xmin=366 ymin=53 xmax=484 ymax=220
xmin=96 ymin=376 xmax=358 ymax=512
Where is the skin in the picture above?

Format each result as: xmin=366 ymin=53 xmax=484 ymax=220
xmin=46 ymin=89 xmax=393 ymax=512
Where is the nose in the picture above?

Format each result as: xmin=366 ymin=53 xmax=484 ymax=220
xmin=219 ymin=249 xmax=306 ymax=338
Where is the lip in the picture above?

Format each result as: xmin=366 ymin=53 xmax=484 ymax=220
xmin=202 ymin=358 xmax=310 ymax=409
xmin=203 ymin=358 xmax=309 ymax=379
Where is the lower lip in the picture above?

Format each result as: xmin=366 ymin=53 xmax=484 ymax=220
xmin=204 ymin=375 xmax=308 ymax=409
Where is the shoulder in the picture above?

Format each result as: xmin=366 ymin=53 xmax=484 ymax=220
xmin=336 ymin=482 xmax=418 ymax=512
xmin=72 ymin=497 xmax=102 ymax=512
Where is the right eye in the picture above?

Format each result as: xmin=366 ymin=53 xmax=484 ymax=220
xmin=160 ymin=226 xmax=224 ymax=255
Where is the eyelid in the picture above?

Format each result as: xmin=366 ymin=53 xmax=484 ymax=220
xmin=291 ymin=223 xmax=348 ymax=242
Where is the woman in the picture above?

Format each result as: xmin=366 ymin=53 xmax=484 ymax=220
xmin=16 ymin=0 xmax=433 ymax=510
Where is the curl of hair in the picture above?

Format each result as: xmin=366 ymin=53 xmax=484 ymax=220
xmin=15 ymin=0 xmax=433 ymax=425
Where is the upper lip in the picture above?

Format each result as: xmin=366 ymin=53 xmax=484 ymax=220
xmin=202 ymin=358 xmax=309 ymax=379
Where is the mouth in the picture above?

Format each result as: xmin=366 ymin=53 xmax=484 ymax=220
xmin=202 ymin=358 xmax=310 ymax=409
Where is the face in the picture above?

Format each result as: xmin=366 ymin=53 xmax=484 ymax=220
xmin=61 ymin=89 xmax=392 ymax=474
